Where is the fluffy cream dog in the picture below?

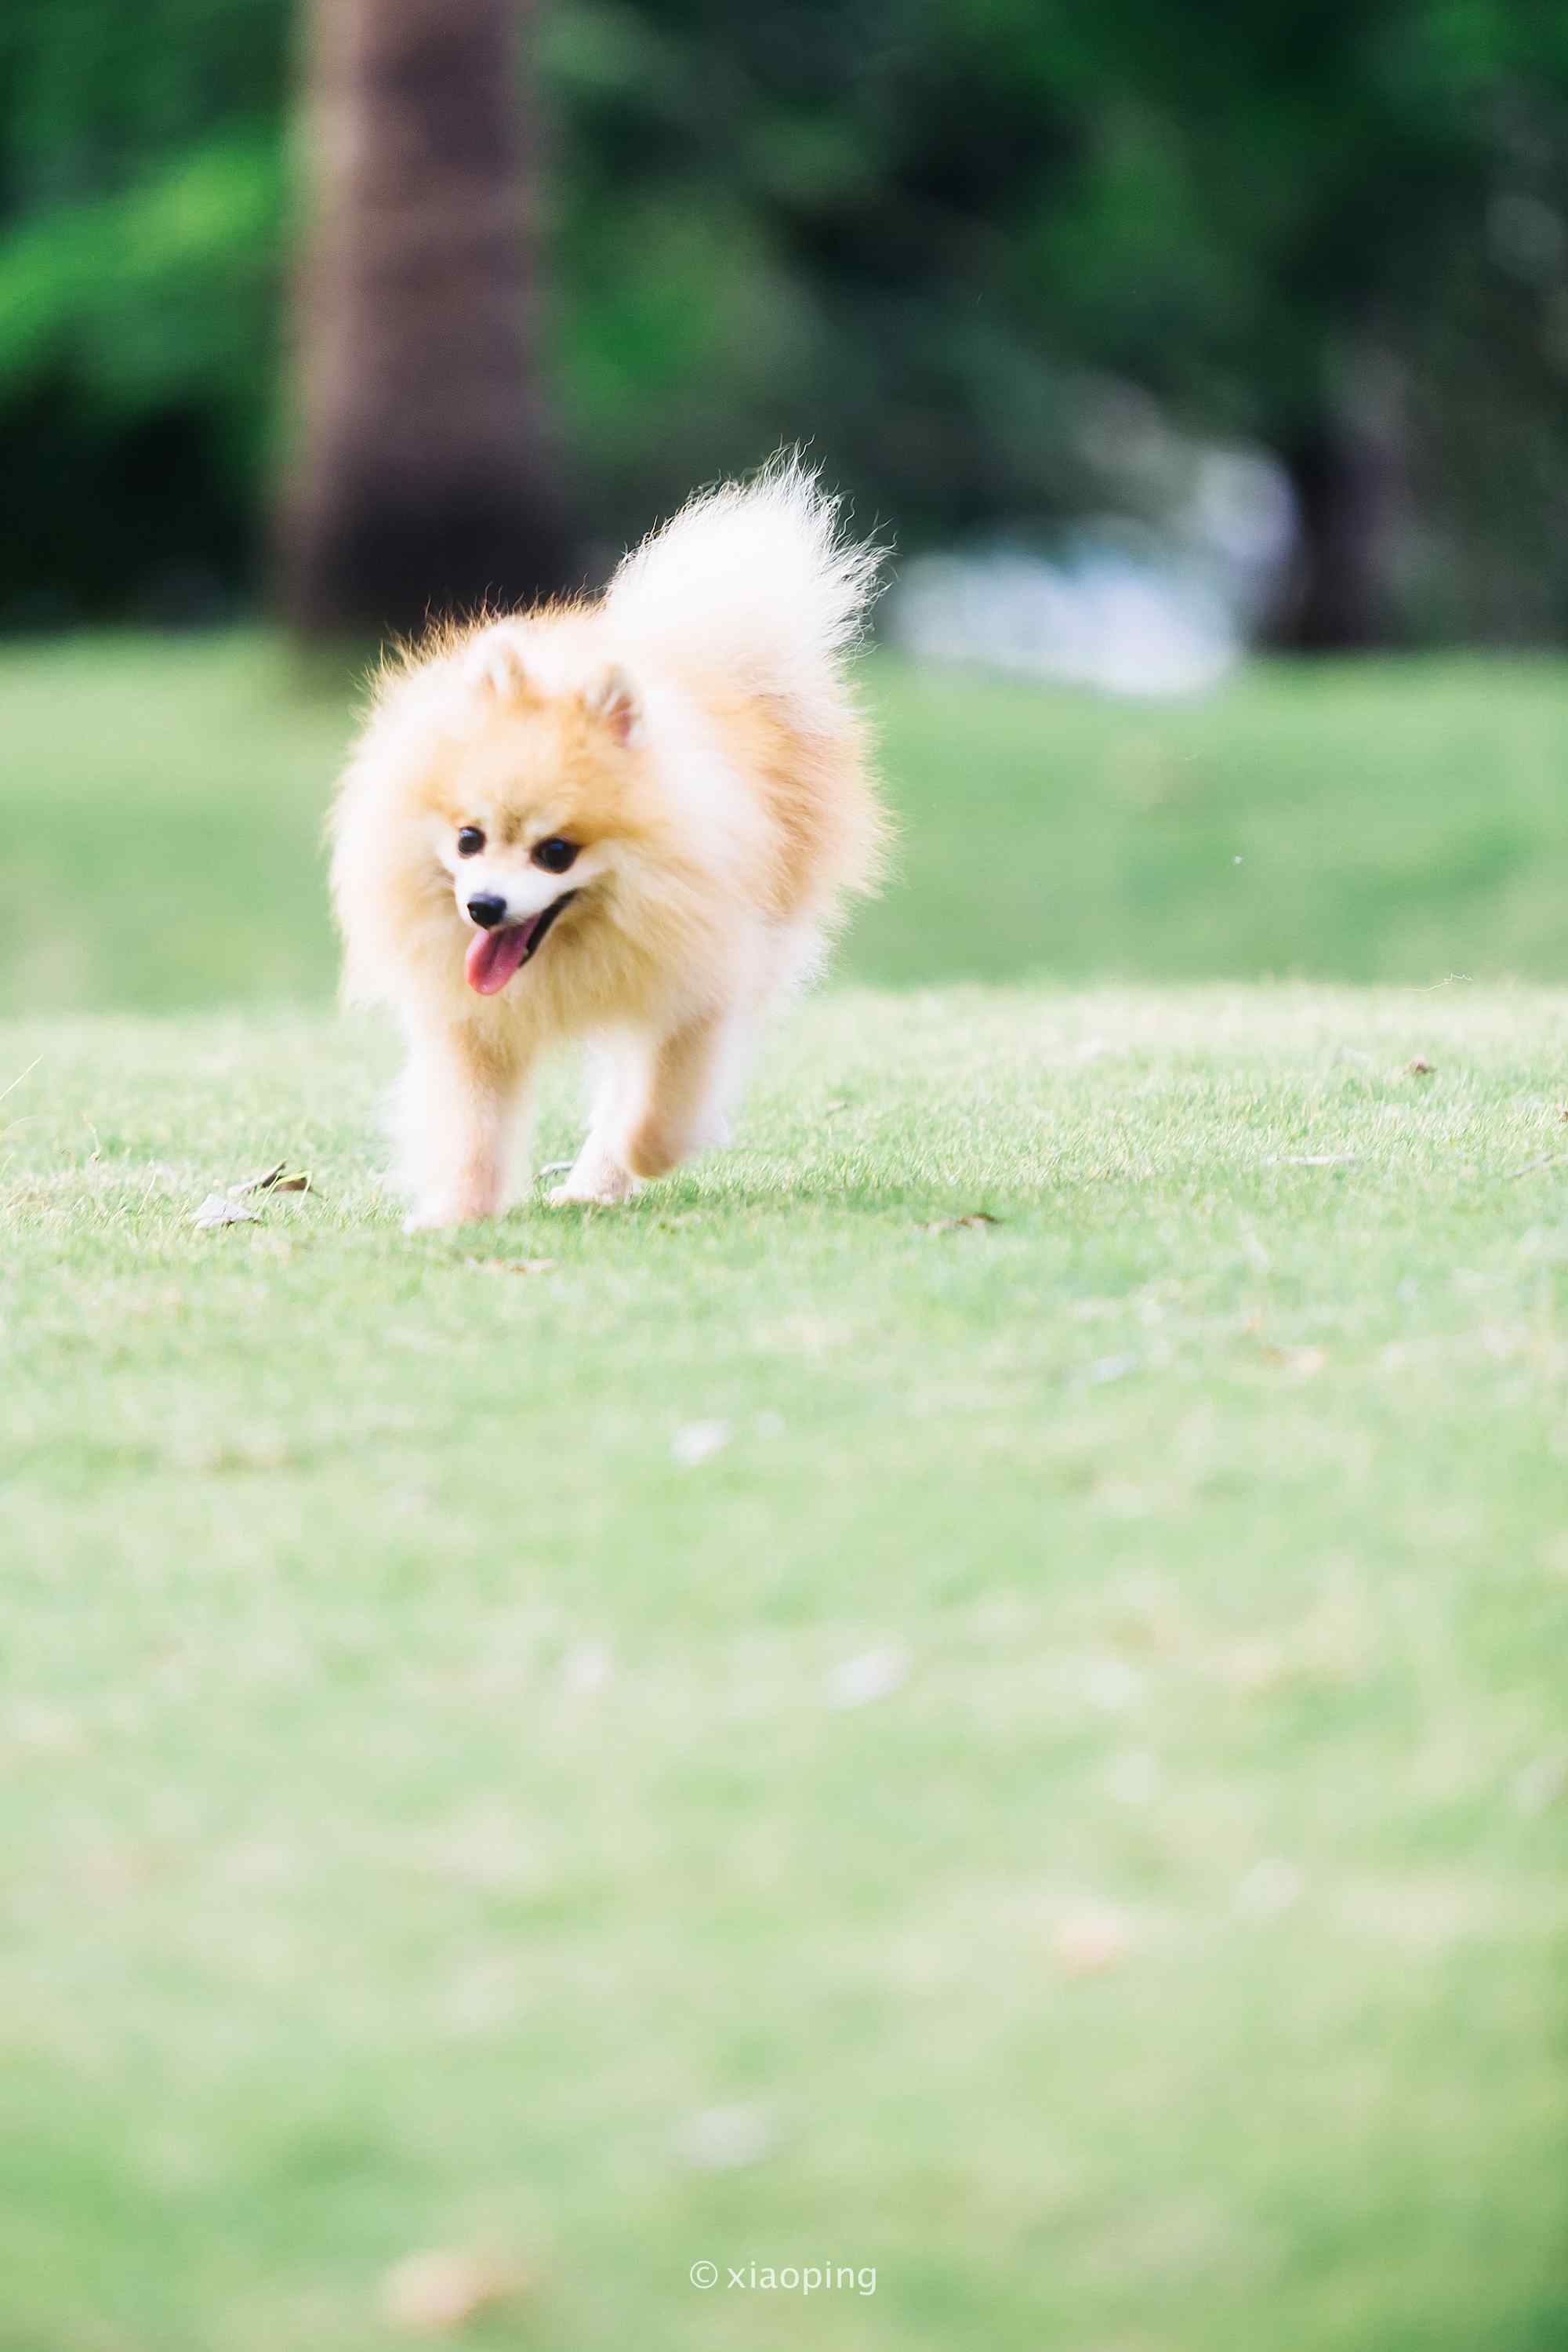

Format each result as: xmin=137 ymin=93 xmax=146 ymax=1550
xmin=329 ymin=460 xmax=887 ymax=1228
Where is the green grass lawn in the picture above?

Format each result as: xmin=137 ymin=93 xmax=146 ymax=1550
xmin=3 ymin=633 xmax=1568 ymax=1011
xmin=3 ymin=984 xmax=1566 ymax=2350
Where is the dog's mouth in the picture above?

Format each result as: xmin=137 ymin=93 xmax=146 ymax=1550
xmin=464 ymin=891 xmax=580 ymax=996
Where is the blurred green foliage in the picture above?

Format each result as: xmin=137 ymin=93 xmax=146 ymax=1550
xmin=0 ymin=0 xmax=286 ymax=619
xmin=3 ymin=0 xmax=1568 ymax=629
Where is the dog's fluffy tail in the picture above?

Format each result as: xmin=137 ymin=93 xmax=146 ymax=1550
xmin=604 ymin=454 xmax=886 ymax=729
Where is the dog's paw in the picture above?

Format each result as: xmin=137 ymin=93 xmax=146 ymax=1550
xmin=546 ymin=1174 xmax=633 ymax=1208
xmin=403 ymin=1200 xmax=488 ymax=1232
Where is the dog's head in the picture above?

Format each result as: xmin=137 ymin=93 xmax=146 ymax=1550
xmin=332 ymin=616 xmax=680 ymax=1007
xmin=423 ymin=626 xmax=650 ymax=996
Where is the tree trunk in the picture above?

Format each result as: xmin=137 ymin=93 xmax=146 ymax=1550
xmin=275 ymin=0 xmax=574 ymax=641
xmin=1270 ymin=344 xmax=1406 ymax=653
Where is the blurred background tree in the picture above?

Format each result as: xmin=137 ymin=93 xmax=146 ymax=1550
xmin=2 ymin=0 xmax=1566 ymax=641
xmin=277 ymin=0 xmax=572 ymax=635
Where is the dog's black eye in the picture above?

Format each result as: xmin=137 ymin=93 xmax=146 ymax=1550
xmin=456 ymin=825 xmax=485 ymax=858
xmin=532 ymin=837 xmax=579 ymax=874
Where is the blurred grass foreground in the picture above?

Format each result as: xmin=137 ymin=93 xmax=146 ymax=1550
xmin=4 ymin=980 xmax=1568 ymax=2351
xmin=4 ymin=632 xmax=1568 ymax=1014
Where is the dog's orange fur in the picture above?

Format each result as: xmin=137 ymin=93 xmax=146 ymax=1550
xmin=329 ymin=463 xmax=887 ymax=1226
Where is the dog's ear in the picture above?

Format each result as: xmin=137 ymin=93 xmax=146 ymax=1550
xmin=581 ymin=662 xmax=641 ymax=747
xmin=464 ymin=630 xmax=533 ymax=704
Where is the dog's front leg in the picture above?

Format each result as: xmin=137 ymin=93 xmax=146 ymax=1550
xmin=394 ymin=1022 xmax=533 ymax=1230
xmin=548 ymin=1011 xmax=742 ymax=1207
xmin=548 ymin=1044 xmax=637 ymax=1206
xmin=623 ymin=1011 xmax=739 ymax=1181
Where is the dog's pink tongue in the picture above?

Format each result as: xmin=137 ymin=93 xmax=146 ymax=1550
xmin=465 ymin=921 xmax=533 ymax=996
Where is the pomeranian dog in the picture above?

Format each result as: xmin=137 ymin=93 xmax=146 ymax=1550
xmin=329 ymin=459 xmax=887 ymax=1229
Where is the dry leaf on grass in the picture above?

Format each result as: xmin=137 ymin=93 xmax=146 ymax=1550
xmin=1263 ymin=1153 xmax=1358 ymax=1169
xmin=464 ymin=1257 xmax=557 ymax=1276
xmin=672 ymin=2103 xmax=778 ymax=2172
xmin=1512 ymin=1755 xmax=1566 ymax=1814
xmin=826 ymin=1647 xmax=909 ymax=1708
xmin=195 ymin=1162 xmax=313 ymax=1227
xmin=381 ymin=2248 xmax=525 ymax=2333
xmin=191 ymin=1193 xmax=261 ymax=1230
xmin=1233 ymin=1858 xmax=1304 ymax=1918
xmin=1053 ymin=1908 xmax=1131 ymax=1975
xmin=1258 ymin=1342 xmax=1327 ymax=1378
xmin=1104 ymin=1750 xmax=1161 ymax=1806
xmin=560 ymin=1642 xmax=612 ymax=1693
xmin=238 ymin=1164 xmax=310 ymax=1195
xmin=671 ymin=1420 xmax=731 ymax=1468
xmin=1082 ymin=1657 xmax=1143 ymax=1711
xmin=1218 ymin=1637 xmax=1284 ymax=1692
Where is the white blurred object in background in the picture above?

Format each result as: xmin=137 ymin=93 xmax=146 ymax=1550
xmin=890 ymin=438 xmax=1296 ymax=699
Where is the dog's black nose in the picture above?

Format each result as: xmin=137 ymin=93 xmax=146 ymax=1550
xmin=466 ymin=894 xmax=507 ymax=930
